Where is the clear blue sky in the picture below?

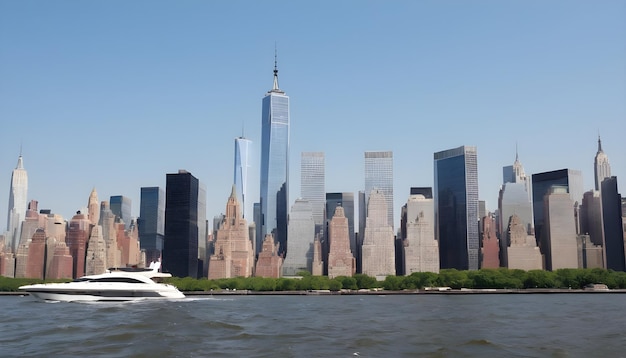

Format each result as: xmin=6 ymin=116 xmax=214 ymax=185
xmin=1 ymin=1 xmax=624 ymax=230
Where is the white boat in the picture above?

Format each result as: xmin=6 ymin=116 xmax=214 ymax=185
xmin=19 ymin=266 xmax=185 ymax=302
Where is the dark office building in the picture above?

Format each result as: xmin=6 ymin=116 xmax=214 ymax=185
xmin=601 ymin=177 xmax=625 ymax=271
xmin=531 ymin=169 xmax=583 ymax=256
xmin=434 ymin=146 xmax=479 ymax=270
xmin=163 ymin=170 xmax=199 ymax=278
xmin=138 ymin=187 xmax=165 ymax=263
xmin=410 ymin=187 xmax=433 ymax=199
xmin=110 ymin=195 xmax=132 ymax=229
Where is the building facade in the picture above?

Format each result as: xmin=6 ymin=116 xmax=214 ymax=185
xmin=434 ymin=146 xmax=480 ymax=270
xmin=6 ymin=153 xmax=28 ymax=252
xmin=234 ymin=136 xmax=252 ymax=220
xmin=402 ymin=193 xmax=439 ymax=274
xmin=601 ymin=177 xmax=625 ymax=271
xmin=284 ymin=199 xmax=315 ymax=276
xmin=138 ymin=187 xmax=165 ymax=263
xmin=300 ymin=152 xmax=325 ymax=234
xmin=594 ymin=136 xmax=611 ymax=191
xmin=110 ymin=195 xmax=132 ymax=230
xmin=361 ymin=189 xmax=395 ymax=279
xmin=364 ymin=151 xmax=394 ymax=229
xmin=543 ymin=186 xmax=579 ymax=270
xmin=327 ymin=206 xmax=356 ymax=278
xmin=163 ymin=170 xmax=199 ymax=278
xmin=259 ymin=57 xmax=290 ymax=258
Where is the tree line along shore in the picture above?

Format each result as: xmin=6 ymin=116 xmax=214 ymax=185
xmin=3 ymin=268 xmax=626 ymax=293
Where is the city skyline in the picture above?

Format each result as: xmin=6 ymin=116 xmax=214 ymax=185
xmin=1 ymin=1 xmax=624 ymax=231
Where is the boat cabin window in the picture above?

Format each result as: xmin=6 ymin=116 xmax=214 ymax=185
xmin=85 ymin=277 xmax=147 ymax=284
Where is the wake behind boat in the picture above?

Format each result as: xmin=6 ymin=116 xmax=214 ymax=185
xmin=19 ymin=265 xmax=185 ymax=302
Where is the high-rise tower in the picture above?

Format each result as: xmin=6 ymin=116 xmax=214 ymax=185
xmin=594 ymin=136 xmax=611 ymax=191
xmin=163 ymin=170 xmax=200 ymax=278
xmin=138 ymin=187 xmax=165 ymax=263
xmin=259 ymin=52 xmax=290 ymax=256
xmin=6 ymin=153 xmax=28 ymax=252
xmin=110 ymin=195 xmax=132 ymax=229
xmin=434 ymin=146 xmax=479 ymax=270
xmin=234 ymin=136 xmax=252 ymax=220
xmin=301 ymin=152 xmax=325 ymax=233
xmin=363 ymin=151 xmax=394 ymax=230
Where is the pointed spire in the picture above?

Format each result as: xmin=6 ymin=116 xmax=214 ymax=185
xmin=597 ymin=134 xmax=603 ymax=153
xmin=272 ymin=45 xmax=280 ymax=91
xmin=230 ymin=184 xmax=237 ymax=200
xmin=515 ymin=142 xmax=519 ymax=162
xmin=16 ymin=153 xmax=24 ymax=170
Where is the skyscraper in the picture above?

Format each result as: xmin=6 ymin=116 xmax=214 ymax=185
xmin=543 ymin=186 xmax=579 ymax=270
xmin=361 ymin=189 xmax=396 ymax=279
xmin=163 ymin=170 xmax=199 ymax=278
xmin=110 ymin=195 xmax=132 ymax=229
xmin=364 ymin=151 xmax=394 ymax=229
xmin=600 ymin=177 xmax=624 ymax=271
xmin=6 ymin=153 xmax=28 ymax=252
xmin=284 ymin=199 xmax=315 ymax=276
xmin=327 ymin=206 xmax=356 ymax=279
xmin=531 ymin=168 xmax=583 ymax=254
xmin=434 ymin=145 xmax=479 ymax=270
xmin=594 ymin=136 xmax=611 ymax=191
xmin=260 ymin=54 xmax=290 ymax=257
xmin=325 ymin=192 xmax=356 ymax=257
xmin=234 ymin=136 xmax=252 ymax=219
xmin=300 ymin=152 xmax=325 ymax=233
xmin=401 ymin=193 xmax=439 ymax=274
xmin=138 ymin=187 xmax=165 ymax=263
xmin=208 ymin=186 xmax=254 ymax=279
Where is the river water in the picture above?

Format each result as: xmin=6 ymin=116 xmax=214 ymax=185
xmin=1 ymin=293 xmax=625 ymax=357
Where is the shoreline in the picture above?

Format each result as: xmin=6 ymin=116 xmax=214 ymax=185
xmin=4 ymin=288 xmax=625 ymax=297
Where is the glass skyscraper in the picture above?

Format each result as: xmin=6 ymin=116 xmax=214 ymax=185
xmin=163 ymin=170 xmax=199 ymax=278
xmin=110 ymin=195 xmax=132 ymax=230
xmin=234 ymin=136 xmax=252 ymax=220
xmin=138 ymin=187 xmax=165 ymax=263
xmin=260 ymin=58 xmax=290 ymax=256
xmin=301 ymin=152 xmax=325 ymax=233
xmin=434 ymin=146 xmax=479 ymax=270
xmin=6 ymin=153 xmax=28 ymax=252
xmin=364 ymin=151 xmax=394 ymax=229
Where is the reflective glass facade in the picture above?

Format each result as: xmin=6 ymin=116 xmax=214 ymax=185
xmin=163 ymin=170 xmax=199 ymax=278
xmin=434 ymin=146 xmax=479 ymax=270
xmin=110 ymin=195 xmax=132 ymax=230
xmin=234 ymin=137 xmax=252 ymax=219
xmin=364 ymin=151 xmax=394 ymax=229
xmin=301 ymin=152 xmax=325 ymax=231
xmin=260 ymin=86 xmax=289 ymax=256
xmin=138 ymin=187 xmax=165 ymax=263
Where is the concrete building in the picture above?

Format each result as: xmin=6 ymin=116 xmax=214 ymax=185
xmin=361 ymin=189 xmax=395 ymax=279
xmin=543 ymin=186 xmax=579 ymax=270
xmin=284 ymin=199 xmax=315 ymax=276
xmin=532 ymin=168 xmax=584 ymax=259
xmin=434 ymin=146 xmax=480 ymax=270
xmin=402 ymin=193 xmax=439 ymax=274
xmin=46 ymin=241 xmax=73 ymax=279
xmin=66 ymin=211 xmax=91 ymax=278
xmin=327 ymin=206 xmax=356 ymax=279
xmin=312 ymin=235 xmax=324 ymax=276
xmin=579 ymin=190 xmax=604 ymax=246
xmin=325 ymin=192 xmax=356 ymax=273
xmin=480 ymin=215 xmax=500 ymax=268
xmin=255 ymin=234 xmax=283 ymax=278
xmin=208 ymin=186 xmax=255 ymax=279
xmin=506 ymin=214 xmax=543 ymax=271
xmin=85 ymin=225 xmax=107 ymax=275
xmin=100 ymin=201 xmax=121 ymax=269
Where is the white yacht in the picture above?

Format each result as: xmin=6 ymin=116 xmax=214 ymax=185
xmin=19 ymin=266 xmax=185 ymax=302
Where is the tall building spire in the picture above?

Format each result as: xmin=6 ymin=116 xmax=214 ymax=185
xmin=272 ymin=46 xmax=280 ymax=91
xmin=594 ymin=134 xmax=611 ymax=191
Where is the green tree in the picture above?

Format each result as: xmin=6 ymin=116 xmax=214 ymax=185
xmin=354 ymin=274 xmax=377 ymax=289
